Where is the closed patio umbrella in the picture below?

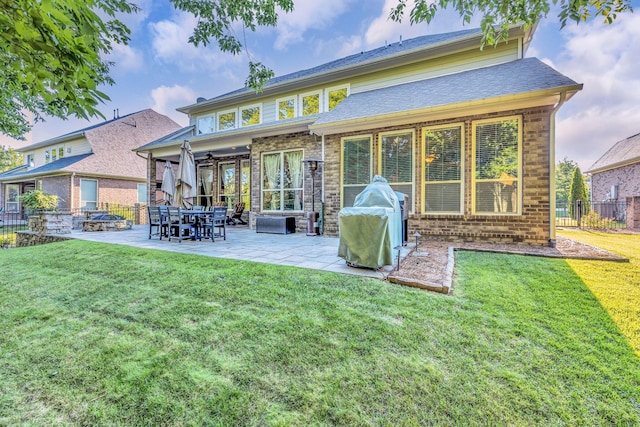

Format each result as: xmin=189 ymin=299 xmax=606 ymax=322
xmin=160 ymin=161 xmax=176 ymax=205
xmin=174 ymin=140 xmax=197 ymax=209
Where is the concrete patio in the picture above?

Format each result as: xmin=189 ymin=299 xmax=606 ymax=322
xmin=68 ymin=225 xmax=408 ymax=279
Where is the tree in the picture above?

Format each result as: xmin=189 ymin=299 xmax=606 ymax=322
xmin=555 ymin=157 xmax=578 ymax=207
xmin=0 ymin=145 xmax=23 ymax=172
xmin=0 ymin=0 xmax=139 ymax=140
xmin=171 ymin=0 xmax=633 ymax=92
xmin=568 ymin=166 xmax=590 ymax=218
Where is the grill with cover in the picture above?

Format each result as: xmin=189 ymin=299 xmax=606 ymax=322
xmin=338 ymin=176 xmax=402 ymax=269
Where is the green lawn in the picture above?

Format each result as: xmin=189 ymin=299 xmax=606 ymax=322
xmin=0 ymin=237 xmax=638 ymax=426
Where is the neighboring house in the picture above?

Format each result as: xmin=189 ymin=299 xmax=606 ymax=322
xmin=587 ymin=132 xmax=640 ymax=202
xmin=0 ymin=109 xmax=181 ymax=214
xmin=135 ymin=26 xmax=582 ymax=246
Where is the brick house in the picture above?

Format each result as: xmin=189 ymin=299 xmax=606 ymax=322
xmin=136 ymin=26 xmax=582 ymax=245
xmin=0 ymin=109 xmax=181 ymax=213
xmin=586 ymin=132 xmax=640 ymax=229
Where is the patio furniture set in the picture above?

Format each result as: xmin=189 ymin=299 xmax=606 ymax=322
xmin=147 ymin=205 xmax=234 ymax=243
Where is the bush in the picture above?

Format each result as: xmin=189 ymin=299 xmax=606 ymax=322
xmin=20 ymin=190 xmax=59 ymax=212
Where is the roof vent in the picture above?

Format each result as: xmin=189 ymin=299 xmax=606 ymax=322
xmin=399 ymin=35 xmax=402 ymax=45
xmin=196 ymin=97 xmax=207 ymax=103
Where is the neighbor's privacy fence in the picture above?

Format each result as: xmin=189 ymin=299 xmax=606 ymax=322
xmin=0 ymin=203 xmax=147 ymax=249
xmin=556 ymin=200 xmax=627 ymax=229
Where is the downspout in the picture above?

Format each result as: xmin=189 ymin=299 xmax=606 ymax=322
xmin=548 ymin=91 xmax=567 ymax=247
xmin=321 ymin=134 xmax=326 ymax=235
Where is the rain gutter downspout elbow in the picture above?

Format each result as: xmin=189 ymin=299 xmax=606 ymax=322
xmin=549 ymin=91 xmax=568 ymax=248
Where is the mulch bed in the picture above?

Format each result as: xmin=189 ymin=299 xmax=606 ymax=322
xmin=387 ymin=235 xmax=628 ymax=294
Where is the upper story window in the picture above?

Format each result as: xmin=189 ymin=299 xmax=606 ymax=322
xmin=58 ymin=147 xmax=64 ymax=159
xmin=218 ymin=109 xmax=237 ymax=131
xmin=472 ymin=116 xmax=522 ymax=215
xmin=277 ymin=96 xmax=296 ymax=120
xmin=326 ymin=86 xmax=349 ymax=111
xmin=300 ymin=91 xmax=321 ymax=116
xmin=240 ymin=104 xmax=261 ymax=127
xmin=45 ymin=150 xmax=50 ymax=164
xmin=26 ymin=154 xmax=34 ymax=167
xmin=197 ymin=115 xmax=215 ymax=135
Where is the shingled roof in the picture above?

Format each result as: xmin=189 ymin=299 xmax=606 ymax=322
xmin=2 ymin=109 xmax=181 ymax=181
xmin=587 ymin=132 xmax=640 ymax=173
xmin=311 ymin=57 xmax=581 ymax=132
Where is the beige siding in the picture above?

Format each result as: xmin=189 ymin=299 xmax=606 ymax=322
xmin=189 ymin=43 xmax=519 ymax=130
xmin=351 ymin=43 xmax=518 ymax=94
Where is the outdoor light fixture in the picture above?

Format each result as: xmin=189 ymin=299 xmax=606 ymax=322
xmin=413 ymin=231 xmax=421 ymax=248
xmin=304 ymin=158 xmax=324 ymax=236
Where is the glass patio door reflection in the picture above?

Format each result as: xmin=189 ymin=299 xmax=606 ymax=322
xmin=197 ymin=165 xmax=214 ymax=208
xmin=219 ymin=162 xmax=236 ymax=209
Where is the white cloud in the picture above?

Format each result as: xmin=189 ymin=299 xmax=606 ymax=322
xmin=273 ymin=0 xmax=355 ymax=50
xmin=109 ymin=43 xmax=144 ymax=73
xmin=150 ymin=85 xmax=197 ymax=126
xmin=551 ymin=13 xmax=640 ymax=169
xmin=149 ymin=12 xmax=242 ymax=72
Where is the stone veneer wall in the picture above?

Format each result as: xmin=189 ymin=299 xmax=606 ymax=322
xmin=251 ymin=106 xmax=555 ymax=245
xmin=16 ymin=232 xmax=72 ymax=247
xmin=626 ymin=196 xmax=640 ymax=230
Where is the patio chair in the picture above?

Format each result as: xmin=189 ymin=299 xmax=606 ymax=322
xmin=167 ymin=206 xmax=195 ymax=243
xmin=147 ymin=206 xmax=166 ymax=239
xmin=203 ymin=206 xmax=226 ymax=241
xmin=228 ymin=202 xmax=247 ymax=225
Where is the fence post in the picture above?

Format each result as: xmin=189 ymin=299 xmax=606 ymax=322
xmin=575 ymin=199 xmax=583 ymax=228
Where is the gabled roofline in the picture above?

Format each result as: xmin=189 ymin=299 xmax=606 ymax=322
xmin=179 ymin=26 xmax=531 ymax=115
xmin=586 ymin=157 xmax=640 ymax=174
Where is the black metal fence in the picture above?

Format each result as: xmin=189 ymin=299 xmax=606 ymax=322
xmin=556 ymin=200 xmax=627 ymax=229
xmin=0 ymin=204 xmax=146 ymax=249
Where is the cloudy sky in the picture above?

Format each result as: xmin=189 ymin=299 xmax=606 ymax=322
xmin=11 ymin=0 xmax=640 ymax=170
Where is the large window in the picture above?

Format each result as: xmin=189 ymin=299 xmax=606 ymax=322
xmin=197 ymin=115 xmax=215 ymax=134
xmin=379 ymin=130 xmax=414 ymax=206
xmin=137 ymin=183 xmax=147 ymax=203
xmin=6 ymin=184 xmax=20 ymax=212
xmin=240 ymin=104 xmax=261 ymax=127
xmin=472 ymin=116 xmax=521 ymax=215
xmin=218 ymin=109 xmax=237 ymax=131
xmin=277 ymin=97 xmax=296 ymax=120
xmin=341 ymin=136 xmax=372 ymax=207
xmin=219 ymin=162 xmax=236 ymax=209
xmin=262 ymin=150 xmax=304 ymax=212
xmin=423 ymin=124 xmax=464 ymax=213
xmin=300 ymin=91 xmax=321 ymax=116
xmin=80 ymin=179 xmax=98 ymax=210
xmin=326 ymin=86 xmax=348 ymax=111
xmin=241 ymin=159 xmax=250 ymax=208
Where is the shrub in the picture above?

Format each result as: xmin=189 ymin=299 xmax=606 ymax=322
xmin=20 ymin=190 xmax=59 ymax=212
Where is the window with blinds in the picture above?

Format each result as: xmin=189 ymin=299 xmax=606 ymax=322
xmin=473 ymin=116 xmax=521 ymax=215
xmin=423 ymin=124 xmax=463 ymax=213
xmin=380 ymin=130 xmax=414 ymax=204
xmin=341 ymin=136 xmax=372 ymax=207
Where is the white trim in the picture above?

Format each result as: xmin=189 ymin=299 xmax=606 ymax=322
xmin=378 ymin=128 xmax=416 ymax=213
xmin=260 ymin=148 xmax=305 ymax=213
xmin=239 ymin=103 xmax=262 ymax=127
xmin=471 ymin=115 xmax=523 ymax=216
xmin=79 ymin=178 xmax=99 ymax=210
xmin=340 ymin=134 xmax=373 ymax=208
xmin=217 ymin=108 xmax=238 ymax=131
xmin=325 ymin=84 xmax=350 ymax=112
xmin=422 ymin=122 xmax=465 ymax=214
xmin=275 ymin=96 xmax=297 ymax=121
xmin=299 ymin=90 xmax=323 ymax=116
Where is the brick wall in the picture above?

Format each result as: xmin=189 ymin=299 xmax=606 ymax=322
xmin=591 ymin=162 xmax=640 ymax=202
xmin=251 ymin=106 xmax=555 ymax=244
xmin=71 ymin=175 xmax=144 ymax=208
xmin=42 ymin=176 xmax=72 ymax=209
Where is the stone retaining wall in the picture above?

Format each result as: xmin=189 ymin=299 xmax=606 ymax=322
xmin=16 ymin=231 xmax=72 ymax=247
xmin=82 ymin=220 xmax=132 ymax=232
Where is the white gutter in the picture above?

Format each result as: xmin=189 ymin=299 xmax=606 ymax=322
xmin=549 ymin=91 xmax=567 ymax=247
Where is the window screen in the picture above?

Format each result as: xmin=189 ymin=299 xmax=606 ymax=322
xmin=380 ymin=131 xmax=413 ymax=201
xmin=424 ymin=126 xmax=462 ymax=213
xmin=474 ymin=118 xmax=520 ymax=214
xmin=342 ymin=136 xmax=371 ymax=207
